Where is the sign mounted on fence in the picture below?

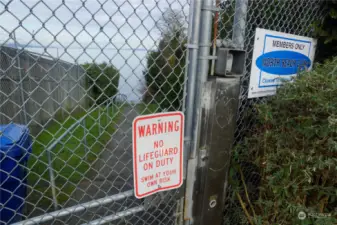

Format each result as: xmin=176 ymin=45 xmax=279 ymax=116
xmin=132 ymin=112 xmax=184 ymax=198
xmin=248 ymin=28 xmax=317 ymax=98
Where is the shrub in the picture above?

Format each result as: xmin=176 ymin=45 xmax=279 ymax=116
xmin=83 ymin=62 xmax=120 ymax=105
xmin=233 ymin=58 xmax=337 ymax=225
xmin=314 ymin=1 xmax=337 ymax=61
xmin=143 ymin=9 xmax=186 ymax=111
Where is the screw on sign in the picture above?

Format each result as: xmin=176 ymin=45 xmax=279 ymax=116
xmin=132 ymin=112 xmax=184 ymax=198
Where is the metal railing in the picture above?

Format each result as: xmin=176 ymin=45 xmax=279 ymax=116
xmin=82 ymin=206 xmax=145 ymax=225
xmin=45 ymin=97 xmax=117 ymax=210
xmin=13 ymin=190 xmax=135 ymax=225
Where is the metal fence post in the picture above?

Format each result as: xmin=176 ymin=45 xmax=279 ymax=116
xmin=82 ymin=119 xmax=88 ymax=160
xmin=232 ymin=0 xmax=248 ymax=49
xmin=106 ymin=99 xmax=110 ymax=123
xmin=193 ymin=0 xmax=214 ymax=157
xmin=183 ymin=1 xmax=202 ymax=224
xmin=110 ymin=99 xmax=112 ymax=119
xmin=46 ymin=149 xmax=59 ymax=210
xmin=111 ymin=99 xmax=114 ymax=118
xmin=184 ymin=0 xmax=202 ymax=163
xmin=98 ymin=107 xmax=102 ymax=135
xmin=184 ymin=0 xmax=214 ymax=224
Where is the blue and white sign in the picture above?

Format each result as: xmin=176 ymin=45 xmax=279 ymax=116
xmin=248 ymin=28 xmax=316 ymax=98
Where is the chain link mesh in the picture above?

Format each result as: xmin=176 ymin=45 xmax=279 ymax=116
xmin=216 ymin=1 xmax=326 ymax=224
xmin=0 ymin=0 xmax=328 ymax=224
xmin=0 ymin=0 xmax=188 ymax=224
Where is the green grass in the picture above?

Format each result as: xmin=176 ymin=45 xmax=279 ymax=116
xmin=136 ymin=103 xmax=160 ymax=115
xmin=27 ymin=105 xmax=120 ymax=207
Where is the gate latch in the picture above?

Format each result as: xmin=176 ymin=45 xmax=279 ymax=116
xmin=215 ymin=48 xmax=246 ymax=77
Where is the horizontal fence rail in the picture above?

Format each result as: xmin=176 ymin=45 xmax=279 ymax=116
xmin=12 ymin=190 xmax=134 ymax=225
xmin=45 ymin=97 xmax=116 ymax=210
xmin=82 ymin=206 xmax=145 ymax=225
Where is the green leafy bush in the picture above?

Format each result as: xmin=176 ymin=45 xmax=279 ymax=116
xmin=234 ymin=58 xmax=337 ymax=225
xmin=143 ymin=9 xmax=186 ymax=111
xmin=314 ymin=0 xmax=337 ymax=61
xmin=83 ymin=62 xmax=120 ymax=105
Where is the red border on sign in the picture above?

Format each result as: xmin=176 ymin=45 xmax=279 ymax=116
xmin=132 ymin=112 xmax=184 ymax=199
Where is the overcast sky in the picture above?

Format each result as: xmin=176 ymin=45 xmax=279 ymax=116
xmin=0 ymin=0 xmax=190 ymax=101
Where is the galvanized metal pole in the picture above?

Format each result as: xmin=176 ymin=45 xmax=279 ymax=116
xmin=83 ymin=119 xmax=88 ymax=160
xmin=184 ymin=0 xmax=214 ymax=224
xmin=184 ymin=0 xmax=202 ymax=173
xmin=12 ymin=190 xmax=134 ymax=225
xmin=192 ymin=0 xmax=213 ymax=160
xmin=46 ymin=117 xmax=86 ymax=211
xmin=232 ymin=0 xmax=248 ymax=49
xmin=181 ymin=0 xmax=194 ymax=115
xmin=111 ymin=98 xmax=114 ymax=117
xmin=83 ymin=206 xmax=145 ymax=225
xmin=182 ymin=1 xmax=202 ymax=224
xmin=210 ymin=0 xmax=220 ymax=76
xmin=46 ymin=149 xmax=59 ymax=210
xmin=98 ymin=107 xmax=102 ymax=135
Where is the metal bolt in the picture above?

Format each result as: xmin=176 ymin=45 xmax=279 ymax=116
xmin=209 ymin=199 xmax=217 ymax=208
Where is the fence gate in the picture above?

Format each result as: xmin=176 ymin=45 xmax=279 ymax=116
xmin=0 ymin=0 xmax=189 ymax=224
xmin=0 ymin=0 xmax=327 ymax=225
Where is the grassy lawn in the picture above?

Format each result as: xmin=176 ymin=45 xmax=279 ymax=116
xmin=136 ymin=103 xmax=160 ymax=115
xmin=27 ymin=105 xmax=120 ymax=208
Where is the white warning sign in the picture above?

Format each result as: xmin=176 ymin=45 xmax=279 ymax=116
xmin=132 ymin=112 xmax=184 ymax=199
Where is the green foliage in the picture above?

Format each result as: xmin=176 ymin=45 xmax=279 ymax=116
xmin=143 ymin=10 xmax=186 ymax=111
xmin=246 ymin=0 xmax=313 ymax=35
xmin=313 ymin=1 xmax=337 ymax=61
xmin=234 ymin=58 xmax=337 ymax=224
xmin=136 ymin=103 xmax=160 ymax=115
xmin=83 ymin=62 xmax=120 ymax=105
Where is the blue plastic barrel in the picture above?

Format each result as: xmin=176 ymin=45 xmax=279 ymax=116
xmin=0 ymin=124 xmax=31 ymax=224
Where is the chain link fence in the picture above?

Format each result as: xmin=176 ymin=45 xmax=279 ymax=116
xmin=0 ymin=0 xmax=329 ymax=224
xmin=215 ymin=1 xmax=326 ymax=224
xmin=0 ymin=0 xmax=189 ymax=224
